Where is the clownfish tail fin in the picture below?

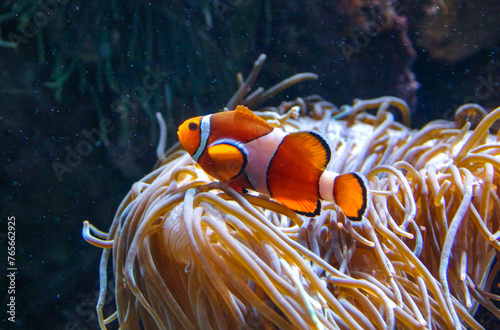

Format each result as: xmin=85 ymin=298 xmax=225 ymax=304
xmin=333 ymin=172 xmax=368 ymax=221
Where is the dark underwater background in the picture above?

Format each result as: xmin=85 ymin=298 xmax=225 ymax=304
xmin=1 ymin=0 xmax=499 ymax=328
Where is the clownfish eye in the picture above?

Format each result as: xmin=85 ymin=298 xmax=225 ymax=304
xmin=188 ymin=122 xmax=198 ymax=131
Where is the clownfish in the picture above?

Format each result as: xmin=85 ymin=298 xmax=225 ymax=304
xmin=177 ymin=105 xmax=368 ymax=220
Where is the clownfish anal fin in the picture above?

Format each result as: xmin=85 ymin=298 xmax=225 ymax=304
xmin=273 ymin=196 xmax=321 ymax=217
xmin=285 ymin=131 xmax=331 ymax=169
xmin=333 ymin=172 xmax=368 ymax=221
xmin=207 ymin=141 xmax=247 ymax=181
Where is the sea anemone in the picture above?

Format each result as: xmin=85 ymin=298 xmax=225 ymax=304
xmin=83 ymin=55 xmax=500 ymax=329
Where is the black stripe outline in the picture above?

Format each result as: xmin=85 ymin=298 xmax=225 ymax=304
xmin=305 ymin=130 xmax=332 ymax=198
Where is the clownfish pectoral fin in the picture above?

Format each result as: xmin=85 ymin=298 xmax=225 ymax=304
xmin=207 ymin=140 xmax=247 ymax=182
xmin=333 ymin=172 xmax=368 ymax=221
xmin=284 ymin=131 xmax=331 ymax=169
xmin=273 ymin=196 xmax=321 ymax=217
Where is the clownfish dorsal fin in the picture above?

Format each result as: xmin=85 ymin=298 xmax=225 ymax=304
xmin=333 ymin=172 xmax=368 ymax=221
xmin=272 ymin=196 xmax=321 ymax=217
xmin=234 ymin=105 xmax=272 ymax=128
xmin=207 ymin=140 xmax=247 ymax=182
xmin=285 ymin=131 xmax=331 ymax=170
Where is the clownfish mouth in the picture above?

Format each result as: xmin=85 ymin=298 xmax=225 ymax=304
xmin=176 ymin=128 xmax=182 ymax=142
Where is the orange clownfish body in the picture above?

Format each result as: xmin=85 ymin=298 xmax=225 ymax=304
xmin=177 ymin=105 xmax=368 ymax=220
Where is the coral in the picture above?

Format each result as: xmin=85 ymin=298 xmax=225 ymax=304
xmin=84 ymin=58 xmax=500 ymax=329
xmin=404 ymin=0 xmax=500 ymax=62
